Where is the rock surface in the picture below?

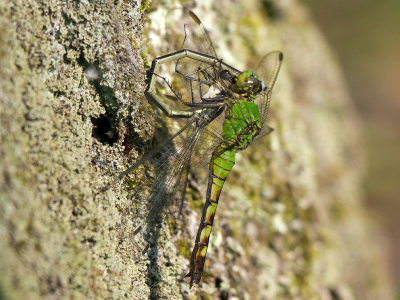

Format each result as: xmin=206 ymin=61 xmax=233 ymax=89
xmin=0 ymin=0 xmax=393 ymax=299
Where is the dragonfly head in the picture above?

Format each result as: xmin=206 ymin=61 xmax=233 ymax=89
xmin=230 ymin=71 xmax=264 ymax=99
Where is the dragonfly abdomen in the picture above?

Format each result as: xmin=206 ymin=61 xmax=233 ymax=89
xmin=187 ymin=149 xmax=236 ymax=287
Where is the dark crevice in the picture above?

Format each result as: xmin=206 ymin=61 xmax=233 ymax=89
xmin=215 ymin=276 xmax=222 ymax=288
xmin=261 ymin=0 xmax=282 ymax=20
xmin=329 ymin=287 xmax=341 ymax=300
xmin=63 ymin=52 xmax=71 ymax=65
xmin=76 ymin=51 xmax=120 ymax=145
xmin=91 ymin=114 xmax=118 ymax=145
xmin=219 ymin=290 xmax=229 ymax=300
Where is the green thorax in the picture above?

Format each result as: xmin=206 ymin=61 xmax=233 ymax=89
xmin=222 ymin=100 xmax=263 ymax=150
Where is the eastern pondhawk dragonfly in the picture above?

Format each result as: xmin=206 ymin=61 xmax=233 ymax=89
xmin=106 ymin=8 xmax=282 ymax=287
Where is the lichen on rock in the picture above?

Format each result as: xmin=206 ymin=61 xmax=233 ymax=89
xmin=0 ymin=0 xmax=393 ymax=299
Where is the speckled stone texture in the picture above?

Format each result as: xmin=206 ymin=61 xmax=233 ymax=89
xmin=0 ymin=0 xmax=393 ymax=299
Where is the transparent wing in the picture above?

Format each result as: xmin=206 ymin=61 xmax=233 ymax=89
xmin=163 ymin=8 xmax=230 ymax=103
xmin=150 ymin=53 xmax=241 ymax=114
xmin=112 ymin=110 xmax=227 ymax=259
xmin=165 ymin=7 xmax=217 ymax=58
xmin=254 ymin=51 xmax=283 ymax=122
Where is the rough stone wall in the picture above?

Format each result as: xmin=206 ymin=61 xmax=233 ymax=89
xmin=0 ymin=0 xmax=393 ymax=299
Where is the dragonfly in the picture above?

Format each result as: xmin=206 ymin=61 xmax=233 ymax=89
xmin=106 ymin=8 xmax=283 ymax=288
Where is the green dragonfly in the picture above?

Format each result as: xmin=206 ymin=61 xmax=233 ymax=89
xmin=108 ymin=8 xmax=283 ymax=287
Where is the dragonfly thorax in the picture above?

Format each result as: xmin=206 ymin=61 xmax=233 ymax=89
xmin=235 ymin=122 xmax=262 ymax=150
xmin=230 ymin=71 xmax=264 ymax=99
xmin=223 ymin=101 xmax=263 ymax=150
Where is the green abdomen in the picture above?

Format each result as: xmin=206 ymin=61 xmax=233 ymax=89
xmin=187 ymin=100 xmax=262 ymax=286
xmin=187 ymin=149 xmax=235 ymax=286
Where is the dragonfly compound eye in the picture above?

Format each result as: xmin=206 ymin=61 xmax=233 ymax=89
xmin=230 ymin=71 xmax=263 ymax=98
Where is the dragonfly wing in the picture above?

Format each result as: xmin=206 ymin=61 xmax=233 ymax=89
xmin=165 ymin=7 xmax=217 ymax=58
xmin=114 ymin=111 xmax=225 ymax=259
xmin=255 ymin=51 xmax=283 ymax=121
xmin=163 ymin=8 xmax=227 ymax=104
xmin=136 ymin=117 xmax=202 ymax=219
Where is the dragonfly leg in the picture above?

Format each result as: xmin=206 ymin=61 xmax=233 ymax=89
xmin=176 ymin=59 xmax=221 ymax=105
xmin=176 ymin=59 xmax=230 ymax=105
xmin=146 ymin=70 xmax=193 ymax=118
xmin=196 ymin=66 xmax=225 ymax=103
xmin=175 ymin=59 xmax=216 ymax=85
xmin=197 ymin=68 xmax=230 ymax=103
xmin=150 ymin=72 xmax=226 ymax=109
xmin=196 ymin=63 xmax=238 ymax=103
xmin=146 ymin=49 xmax=231 ymax=118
